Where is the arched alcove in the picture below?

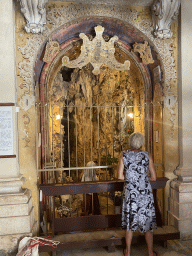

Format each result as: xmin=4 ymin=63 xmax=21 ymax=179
xmin=35 ymin=17 xmax=165 ymax=223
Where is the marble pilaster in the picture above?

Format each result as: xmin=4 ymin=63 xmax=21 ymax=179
xmin=0 ymin=0 xmax=35 ymax=254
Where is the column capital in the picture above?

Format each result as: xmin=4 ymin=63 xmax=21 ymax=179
xmin=0 ymin=175 xmax=26 ymax=194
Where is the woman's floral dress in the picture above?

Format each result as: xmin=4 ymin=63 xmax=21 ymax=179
xmin=121 ymin=150 xmax=157 ymax=232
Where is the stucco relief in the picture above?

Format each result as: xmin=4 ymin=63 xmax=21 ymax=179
xmin=138 ymin=18 xmax=177 ymax=85
xmin=151 ymin=0 xmax=180 ymax=39
xmin=18 ymin=34 xmax=44 ymax=93
xmin=132 ymin=41 xmax=154 ymax=65
xmin=46 ymin=4 xmax=138 ymax=26
xmin=17 ymin=3 xmax=178 ymax=144
xmin=45 ymin=4 xmax=177 ymax=84
xmin=19 ymin=94 xmax=35 ymax=112
xmin=22 ymin=114 xmax=31 ymax=147
xmin=18 ymin=0 xmax=48 ymax=33
xmin=17 ymin=34 xmax=44 ymax=146
xmin=43 ymin=39 xmax=60 ymax=63
xmin=62 ymin=25 xmax=130 ymax=75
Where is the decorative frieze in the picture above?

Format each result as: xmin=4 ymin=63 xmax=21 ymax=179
xmin=151 ymin=0 xmax=181 ymax=39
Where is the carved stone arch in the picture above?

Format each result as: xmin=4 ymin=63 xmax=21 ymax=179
xmin=35 ymin=16 xmax=165 ymax=96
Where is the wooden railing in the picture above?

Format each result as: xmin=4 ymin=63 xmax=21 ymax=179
xmin=39 ymin=177 xmax=169 ymax=235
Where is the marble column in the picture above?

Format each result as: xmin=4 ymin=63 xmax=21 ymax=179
xmin=0 ymin=0 xmax=35 ymax=254
xmin=168 ymin=0 xmax=192 ymax=239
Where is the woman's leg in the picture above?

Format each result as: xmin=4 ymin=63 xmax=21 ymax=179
xmin=145 ymin=231 xmax=154 ymax=256
xmin=124 ymin=230 xmax=132 ymax=256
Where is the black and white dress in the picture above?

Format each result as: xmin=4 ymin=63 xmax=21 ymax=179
xmin=121 ymin=150 xmax=157 ymax=232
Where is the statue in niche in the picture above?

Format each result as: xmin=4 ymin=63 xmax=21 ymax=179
xmin=62 ymin=25 xmax=130 ymax=75
xmin=133 ymin=41 xmax=154 ymax=65
xmin=43 ymin=39 xmax=60 ymax=63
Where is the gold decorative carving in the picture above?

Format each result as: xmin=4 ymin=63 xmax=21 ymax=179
xmin=43 ymin=39 xmax=60 ymax=63
xmin=133 ymin=41 xmax=154 ymax=65
xmin=62 ymin=25 xmax=130 ymax=75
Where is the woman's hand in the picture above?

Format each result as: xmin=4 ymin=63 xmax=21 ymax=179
xmin=149 ymin=177 xmax=156 ymax=181
xmin=148 ymin=153 xmax=156 ymax=181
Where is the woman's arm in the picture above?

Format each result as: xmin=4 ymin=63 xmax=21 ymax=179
xmin=117 ymin=152 xmax=124 ymax=180
xmin=148 ymin=153 xmax=156 ymax=181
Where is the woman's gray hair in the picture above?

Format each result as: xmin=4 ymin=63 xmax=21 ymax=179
xmin=129 ymin=132 xmax=145 ymax=150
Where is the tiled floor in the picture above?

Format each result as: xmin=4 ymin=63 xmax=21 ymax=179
xmin=40 ymin=239 xmax=192 ymax=256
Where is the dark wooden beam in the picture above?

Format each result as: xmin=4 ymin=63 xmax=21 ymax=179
xmin=54 ymin=214 xmax=122 ymax=233
xmin=39 ymin=177 xmax=169 ymax=196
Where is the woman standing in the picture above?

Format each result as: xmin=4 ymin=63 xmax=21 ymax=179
xmin=118 ymin=132 xmax=157 ymax=256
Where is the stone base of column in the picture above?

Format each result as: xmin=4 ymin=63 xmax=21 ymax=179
xmin=0 ymin=188 xmax=37 ymax=254
xmin=168 ymin=179 xmax=192 ymax=239
xmin=0 ymin=175 xmax=26 ymax=194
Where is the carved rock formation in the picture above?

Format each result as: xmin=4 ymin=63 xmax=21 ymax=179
xmin=49 ymin=62 xmax=144 ymax=173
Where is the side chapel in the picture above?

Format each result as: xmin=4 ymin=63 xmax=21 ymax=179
xmin=0 ymin=0 xmax=192 ymax=254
